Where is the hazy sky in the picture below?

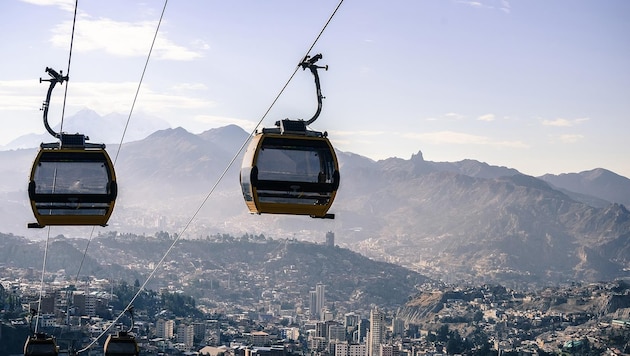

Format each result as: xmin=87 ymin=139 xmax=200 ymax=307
xmin=1 ymin=0 xmax=629 ymax=178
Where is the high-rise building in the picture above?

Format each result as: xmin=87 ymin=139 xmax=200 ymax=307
xmin=177 ymin=323 xmax=195 ymax=349
xmin=345 ymin=312 xmax=359 ymax=328
xmin=193 ymin=322 xmax=206 ymax=341
xmin=325 ymin=231 xmax=335 ymax=247
xmin=335 ymin=342 xmax=367 ymax=356
xmin=391 ymin=317 xmax=405 ymax=337
xmin=315 ymin=321 xmax=327 ymax=338
xmin=358 ymin=319 xmax=370 ymax=343
xmin=72 ymin=291 xmax=97 ymax=317
xmin=316 ymin=283 xmax=325 ymax=320
xmin=368 ymin=309 xmax=384 ymax=356
xmin=309 ymin=291 xmax=318 ymax=319
xmin=328 ymin=323 xmax=346 ymax=342
xmin=156 ymin=319 xmax=175 ymax=339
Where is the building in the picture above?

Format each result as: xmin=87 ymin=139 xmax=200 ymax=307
xmin=177 ymin=323 xmax=195 ymax=350
xmin=310 ymin=336 xmax=327 ymax=351
xmin=358 ymin=319 xmax=370 ymax=343
xmin=345 ymin=313 xmax=359 ymax=328
xmin=325 ymin=231 xmax=335 ymax=247
xmin=391 ymin=318 xmax=405 ymax=337
xmin=199 ymin=345 xmax=228 ymax=356
xmin=336 ymin=342 xmax=367 ymax=356
xmin=193 ymin=321 xmax=206 ymax=341
xmin=280 ymin=327 xmax=300 ymax=341
xmin=250 ymin=331 xmax=270 ymax=346
xmin=73 ymin=291 xmax=96 ymax=317
xmin=369 ymin=309 xmax=385 ymax=356
xmin=328 ymin=323 xmax=346 ymax=342
xmin=316 ymin=321 xmax=328 ymax=338
xmin=316 ymin=283 xmax=325 ymax=320
xmin=156 ymin=319 xmax=175 ymax=339
xmin=309 ymin=291 xmax=318 ymax=319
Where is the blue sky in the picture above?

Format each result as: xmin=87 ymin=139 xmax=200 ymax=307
xmin=1 ymin=0 xmax=629 ymax=178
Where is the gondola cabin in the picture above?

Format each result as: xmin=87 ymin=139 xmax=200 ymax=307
xmin=28 ymin=136 xmax=117 ymax=228
xmin=240 ymin=120 xmax=339 ymax=218
xmin=104 ymin=332 xmax=140 ymax=356
xmin=24 ymin=334 xmax=58 ymax=356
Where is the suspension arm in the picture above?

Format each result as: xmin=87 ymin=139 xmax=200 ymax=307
xmin=300 ymin=54 xmax=328 ymax=126
xmin=40 ymin=67 xmax=68 ymax=139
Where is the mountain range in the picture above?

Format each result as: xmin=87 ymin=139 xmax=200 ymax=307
xmin=1 ymin=110 xmax=629 ymax=288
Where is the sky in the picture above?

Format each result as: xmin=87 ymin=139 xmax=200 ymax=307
xmin=1 ymin=0 xmax=629 ymax=178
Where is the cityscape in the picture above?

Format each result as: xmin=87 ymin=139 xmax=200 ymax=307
xmin=2 ymin=0 xmax=629 ymax=355
xmin=1 ymin=231 xmax=629 ymax=355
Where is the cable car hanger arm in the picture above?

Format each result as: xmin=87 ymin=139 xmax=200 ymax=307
xmin=299 ymin=54 xmax=328 ymax=126
xmin=40 ymin=67 xmax=68 ymax=140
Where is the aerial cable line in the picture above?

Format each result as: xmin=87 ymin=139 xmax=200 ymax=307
xmin=33 ymin=0 xmax=79 ymax=337
xmin=73 ymin=0 xmax=168 ymax=283
xmin=76 ymin=0 xmax=170 ymax=353
xmin=59 ymin=0 xmax=79 ymax=135
xmin=112 ymin=0 xmax=169 ymax=165
xmin=34 ymin=230 xmax=53 ymax=334
xmin=79 ymin=0 xmax=343 ymax=352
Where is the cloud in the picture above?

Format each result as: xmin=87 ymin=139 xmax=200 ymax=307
xmin=193 ymin=115 xmax=258 ymax=131
xmin=444 ymin=112 xmax=465 ymax=120
xmin=558 ymin=134 xmax=584 ymax=143
xmin=24 ymin=0 xmax=201 ymax=60
xmin=329 ymin=130 xmax=386 ymax=137
xmin=191 ymin=39 xmax=211 ymax=51
xmin=542 ymin=117 xmax=590 ymax=127
xmin=477 ymin=113 xmax=495 ymax=121
xmin=21 ymin=0 xmax=76 ymax=12
xmin=52 ymin=81 xmax=213 ymax=116
xmin=403 ymin=130 xmax=528 ymax=148
xmin=171 ymin=83 xmax=208 ymax=92
xmin=50 ymin=17 xmax=203 ymax=60
xmin=0 ymin=80 xmax=42 ymax=111
xmin=321 ymin=130 xmax=388 ymax=150
xmin=457 ymin=1 xmax=484 ymax=8
xmin=455 ymin=0 xmax=511 ymax=13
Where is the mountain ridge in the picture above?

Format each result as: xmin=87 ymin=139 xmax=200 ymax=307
xmin=1 ymin=122 xmax=629 ymax=287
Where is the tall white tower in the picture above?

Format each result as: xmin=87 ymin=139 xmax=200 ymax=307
xmin=316 ymin=283 xmax=326 ymax=320
xmin=368 ymin=308 xmax=384 ymax=356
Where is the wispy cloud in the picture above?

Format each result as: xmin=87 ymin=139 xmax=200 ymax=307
xmin=328 ymin=130 xmax=386 ymax=137
xmin=21 ymin=0 xmax=76 ymax=12
xmin=542 ymin=117 xmax=590 ymax=127
xmin=444 ymin=112 xmax=465 ymax=120
xmin=456 ymin=1 xmax=485 ymax=8
xmin=49 ymin=17 xmax=204 ymax=60
xmin=66 ymin=81 xmax=212 ymax=115
xmin=0 ymin=79 xmax=48 ymax=111
xmin=193 ymin=115 xmax=257 ymax=131
xmin=325 ymin=130 xmax=389 ymax=149
xmin=477 ymin=113 xmax=495 ymax=122
xmin=455 ymin=0 xmax=511 ymax=13
xmin=404 ymin=131 xmax=528 ymax=148
xmin=558 ymin=134 xmax=584 ymax=143
xmin=171 ymin=83 xmax=208 ymax=92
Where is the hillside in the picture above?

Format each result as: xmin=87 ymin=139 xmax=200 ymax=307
xmin=0 ymin=232 xmax=430 ymax=308
xmin=540 ymin=168 xmax=630 ymax=208
xmin=1 ymin=121 xmax=630 ymax=287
